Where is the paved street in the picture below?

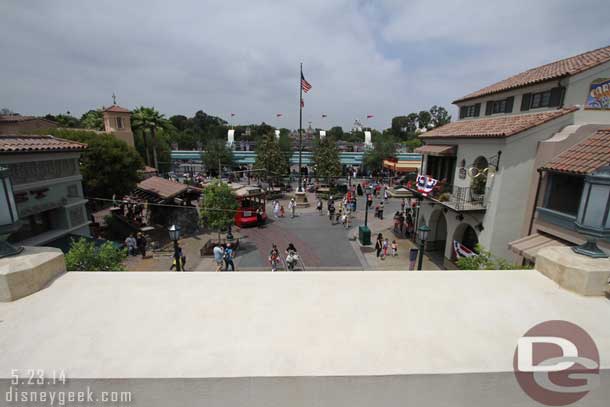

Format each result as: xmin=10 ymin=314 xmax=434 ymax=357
xmin=124 ymin=186 xmax=444 ymax=272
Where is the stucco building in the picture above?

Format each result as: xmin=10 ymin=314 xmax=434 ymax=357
xmin=0 ymin=115 xmax=58 ymax=135
xmin=102 ymin=104 xmax=135 ymax=147
xmin=414 ymin=45 xmax=610 ymax=265
xmin=0 ymin=135 xmax=91 ymax=247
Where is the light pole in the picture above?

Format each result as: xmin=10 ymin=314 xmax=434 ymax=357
xmin=168 ymin=224 xmax=182 ymax=271
xmin=0 ymin=166 xmax=23 ymax=258
xmin=359 ymin=186 xmax=372 ymax=245
xmin=417 ymin=224 xmax=431 ymax=271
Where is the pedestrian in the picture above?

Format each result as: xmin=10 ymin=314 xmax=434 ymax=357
xmin=213 ymin=244 xmax=224 ymax=272
xmin=136 ymin=232 xmax=147 ymax=258
xmin=400 ymin=198 xmax=406 ymax=213
xmin=328 ymin=201 xmax=336 ymax=224
xmin=375 ymin=233 xmax=383 ymax=258
xmin=125 ymin=234 xmax=137 ymax=256
xmin=374 ymin=203 xmax=380 ymax=218
xmin=224 ymin=243 xmax=235 ymax=271
xmin=357 ymin=184 xmax=363 ymax=196
xmin=273 ymin=200 xmax=280 ymax=218
xmin=256 ymin=207 xmax=263 ymax=228
xmin=383 ymin=238 xmax=389 ymax=258
xmin=379 ymin=201 xmax=384 ymax=220
xmin=289 ymin=198 xmax=296 ymax=218
xmin=316 ymin=198 xmax=323 ymax=215
xmin=367 ymin=193 xmax=373 ymax=208
xmin=391 ymin=240 xmax=398 ymax=256
xmin=384 ymin=188 xmax=389 ymax=200
xmin=170 ymin=247 xmax=185 ymax=271
xmin=280 ymin=205 xmax=285 ymax=217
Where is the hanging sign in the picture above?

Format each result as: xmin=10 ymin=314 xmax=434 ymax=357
xmin=585 ymin=78 xmax=610 ymax=109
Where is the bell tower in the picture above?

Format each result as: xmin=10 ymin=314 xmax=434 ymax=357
xmin=102 ymin=93 xmax=135 ymax=147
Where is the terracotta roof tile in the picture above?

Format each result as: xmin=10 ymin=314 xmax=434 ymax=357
xmin=414 ymin=144 xmax=457 ymax=156
xmin=0 ymin=135 xmax=87 ymax=153
xmin=103 ymin=105 xmax=130 ymax=113
xmin=454 ymin=45 xmax=610 ymax=103
xmin=540 ymin=129 xmax=610 ymax=175
xmin=420 ymin=107 xmax=577 ymax=139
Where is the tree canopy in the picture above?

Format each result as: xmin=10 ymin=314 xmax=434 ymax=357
xmin=199 ymin=180 xmax=238 ymax=241
xmin=253 ymin=133 xmax=289 ymax=183
xmin=65 ymin=238 xmax=127 ymax=271
xmin=202 ymin=139 xmax=235 ymax=176
xmin=79 ymin=109 xmax=104 ymax=130
xmin=44 ymin=128 xmax=143 ymax=199
xmin=363 ymin=134 xmax=397 ymax=174
xmin=312 ymin=135 xmax=341 ymax=184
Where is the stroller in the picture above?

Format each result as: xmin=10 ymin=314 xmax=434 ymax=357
xmin=285 ymin=250 xmax=300 ymax=271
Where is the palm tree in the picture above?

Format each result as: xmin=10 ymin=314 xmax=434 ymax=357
xmin=132 ymin=107 xmax=172 ymax=170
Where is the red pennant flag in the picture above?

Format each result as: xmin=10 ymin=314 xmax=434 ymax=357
xmin=276 ymin=113 xmax=283 ymax=118
xmin=367 ymin=114 xmax=374 ymax=119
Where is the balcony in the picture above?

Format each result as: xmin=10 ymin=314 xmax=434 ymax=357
xmin=410 ymin=183 xmax=489 ymax=212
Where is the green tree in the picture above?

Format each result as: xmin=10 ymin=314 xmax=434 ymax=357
xmin=327 ymin=126 xmax=344 ymax=140
xmin=65 ymin=238 xmax=127 ymax=271
xmin=80 ymin=109 xmax=104 ymax=130
xmin=278 ymin=128 xmax=292 ymax=153
xmin=200 ymin=180 xmax=238 ymax=241
xmin=202 ymin=139 xmax=235 ymax=176
xmin=456 ymin=244 xmax=529 ymax=270
xmin=46 ymin=113 xmax=80 ymax=128
xmin=404 ymin=138 xmax=423 ymax=152
xmin=418 ymin=110 xmax=432 ymax=130
xmin=253 ymin=133 xmax=289 ymax=184
xmin=131 ymin=107 xmax=173 ymax=170
xmin=430 ymin=105 xmax=451 ymax=128
xmin=44 ymin=128 xmax=144 ymax=199
xmin=363 ymin=134 xmax=397 ymax=174
xmin=312 ymin=135 xmax=341 ymax=184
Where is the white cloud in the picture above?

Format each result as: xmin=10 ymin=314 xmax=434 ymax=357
xmin=0 ymin=0 xmax=608 ymax=129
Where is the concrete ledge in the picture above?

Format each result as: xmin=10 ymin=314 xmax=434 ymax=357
xmin=0 ymin=246 xmax=66 ymax=302
xmin=536 ymin=246 xmax=610 ymax=296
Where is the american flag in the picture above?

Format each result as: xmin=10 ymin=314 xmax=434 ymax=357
xmin=276 ymin=113 xmax=283 ymax=117
xmin=301 ymin=73 xmax=312 ymax=93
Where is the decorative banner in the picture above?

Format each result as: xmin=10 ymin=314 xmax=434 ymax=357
xmin=274 ymin=129 xmax=280 ymax=140
xmin=227 ymin=129 xmax=235 ymax=146
xmin=453 ymin=240 xmax=476 ymax=259
xmin=416 ymin=175 xmax=438 ymax=196
xmin=320 ymin=130 xmax=326 ymax=138
xmin=364 ymin=131 xmax=372 ymax=146
xmin=585 ymin=78 xmax=610 ymax=109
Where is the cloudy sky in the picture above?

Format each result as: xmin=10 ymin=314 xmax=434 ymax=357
xmin=2 ymin=0 xmax=609 ymax=130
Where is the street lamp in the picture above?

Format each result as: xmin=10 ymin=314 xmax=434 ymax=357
xmin=168 ymin=224 xmax=182 ymax=271
xmin=358 ymin=186 xmax=373 ymax=245
xmin=572 ymin=166 xmax=610 ymax=258
xmin=417 ymin=224 xmax=431 ymax=270
xmin=0 ymin=166 xmax=23 ymax=258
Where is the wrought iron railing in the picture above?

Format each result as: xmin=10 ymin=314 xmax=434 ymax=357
xmin=418 ymin=183 xmax=488 ymax=211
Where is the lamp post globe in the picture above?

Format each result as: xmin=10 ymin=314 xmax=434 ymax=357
xmin=572 ymin=166 xmax=610 ymax=258
xmin=0 ymin=166 xmax=23 ymax=259
xmin=168 ymin=224 xmax=182 ymax=271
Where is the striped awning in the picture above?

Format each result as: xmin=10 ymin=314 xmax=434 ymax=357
xmin=508 ymin=233 xmax=570 ymax=262
xmin=383 ymin=159 xmax=421 ymax=173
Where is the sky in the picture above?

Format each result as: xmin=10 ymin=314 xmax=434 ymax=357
xmin=1 ymin=0 xmax=609 ymax=130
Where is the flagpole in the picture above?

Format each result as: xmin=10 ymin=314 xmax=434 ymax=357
xmin=298 ymin=62 xmax=303 ymax=192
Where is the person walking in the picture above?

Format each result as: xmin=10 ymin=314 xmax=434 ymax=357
xmin=367 ymin=193 xmax=373 ymax=208
xmin=213 ymin=244 xmax=224 ymax=272
xmin=280 ymin=205 xmax=285 ymax=218
xmin=316 ymin=198 xmax=323 ymax=215
xmin=382 ymin=238 xmax=389 ymax=258
xmin=256 ymin=207 xmax=263 ymax=228
xmin=378 ymin=201 xmax=384 ymax=220
xmin=375 ymin=233 xmax=383 ymax=258
xmin=136 ymin=232 xmax=147 ymax=258
xmin=125 ymin=234 xmax=137 ymax=256
xmin=273 ymin=200 xmax=280 ymax=218
xmin=391 ymin=240 xmax=398 ymax=256
xmin=224 ymin=243 xmax=235 ymax=271
xmin=269 ymin=244 xmax=280 ymax=272
xmin=328 ymin=201 xmax=336 ymax=224
xmin=289 ymin=198 xmax=296 ymax=218
xmin=384 ymin=188 xmax=389 ymax=201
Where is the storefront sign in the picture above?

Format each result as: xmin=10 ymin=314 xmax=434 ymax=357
xmin=585 ymin=78 xmax=610 ymax=109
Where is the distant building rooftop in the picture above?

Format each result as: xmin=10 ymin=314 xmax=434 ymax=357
xmin=102 ymin=104 xmax=130 ymax=113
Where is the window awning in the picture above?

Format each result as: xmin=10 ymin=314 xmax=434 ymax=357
xmin=414 ymin=145 xmax=457 ymax=156
xmin=508 ymin=233 xmax=571 ymax=262
xmin=383 ymin=159 xmax=421 ymax=173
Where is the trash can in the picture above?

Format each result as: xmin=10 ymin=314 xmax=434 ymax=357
xmin=358 ymin=225 xmax=371 ymax=246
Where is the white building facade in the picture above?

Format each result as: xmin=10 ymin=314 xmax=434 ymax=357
xmin=415 ymin=45 xmax=610 ymax=265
